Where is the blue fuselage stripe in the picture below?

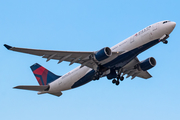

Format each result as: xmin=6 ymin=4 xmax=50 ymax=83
xmin=104 ymin=39 xmax=160 ymax=68
xmin=71 ymin=70 xmax=95 ymax=88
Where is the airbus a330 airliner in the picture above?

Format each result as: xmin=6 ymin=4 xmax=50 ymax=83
xmin=4 ymin=20 xmax=176 ymax=97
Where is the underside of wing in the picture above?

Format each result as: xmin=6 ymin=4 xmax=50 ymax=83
xmin=122 ymin=57 xmax=152 ymax=79
xmin=4 ymin=44 xmax=96 ymax=68
xmin=4 ymin=44 xmax=122 ymax=70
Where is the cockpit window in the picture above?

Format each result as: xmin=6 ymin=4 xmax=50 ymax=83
xmin=163 ymin=21 xmax=170 ymax=24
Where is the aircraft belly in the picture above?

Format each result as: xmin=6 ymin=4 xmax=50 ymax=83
xmin=50 ymin=66 xmax=93 ymax=92
xmin=103 ymin=39 xmax=160 ymax=69
xmin=64 ymin=67 xmax=92 ymax=90
xmin=71 ymin=69 xmax=95 ymax=88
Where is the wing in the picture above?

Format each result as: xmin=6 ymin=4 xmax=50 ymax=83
xmin=4 ymin=44 xmax=121 ymax=69
xmin=122 ymin=57 xmax=152 ymax=79
xmin=4 ymin=44 xmax=95 ymax=68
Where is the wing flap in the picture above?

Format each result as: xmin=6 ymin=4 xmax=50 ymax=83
xmin=136 ymin=71 xmax=152 ymax=79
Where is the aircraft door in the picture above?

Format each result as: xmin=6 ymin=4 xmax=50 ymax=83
xmin=149 ymin=32 xmax=153 ymax=40
xmin=150 ymin=23 xmax=158 ymax=40
xmin=130 ymin=37 xmax=134 ymax=43
xmin=152 ymin=24 xmax=157 ymax=31
xmin=130 ymin=35 xmax=138 ymax=43
xmin=152 ymin=23 xmax=159 ymax=32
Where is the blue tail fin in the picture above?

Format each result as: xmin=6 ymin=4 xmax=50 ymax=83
xmin=30 ymin=63 xmax=61 ymax=85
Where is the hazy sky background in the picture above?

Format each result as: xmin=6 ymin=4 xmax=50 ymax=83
xmin=1 ymin=0 xmax=180 ymax=120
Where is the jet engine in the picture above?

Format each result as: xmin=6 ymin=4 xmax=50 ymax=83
xmin=138 ymin=57 xmax=156 ymax=71
xmin=94 ymin=47 xmax=112 ymax=61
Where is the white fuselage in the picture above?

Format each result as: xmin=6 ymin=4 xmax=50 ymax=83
xmin=48 ymin=21 xmax=176 ymax=94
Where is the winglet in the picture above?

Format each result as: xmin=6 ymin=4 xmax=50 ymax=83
xmin=4 ymin=44 xmax=12 ymax=50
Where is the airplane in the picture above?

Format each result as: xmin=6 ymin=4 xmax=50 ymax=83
xmin=4 ymin=20 xmax=176 ymax=97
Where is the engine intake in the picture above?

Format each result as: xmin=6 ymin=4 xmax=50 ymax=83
xmin=139 ymin=57 xmax=156 ymax=71
xmin=94 ymin=47 xmax=112 ymax=61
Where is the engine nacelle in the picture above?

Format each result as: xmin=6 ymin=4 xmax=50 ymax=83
xmin=94 ymin=47 xmax=112 ymax=61
xmin=139 ymin=57 xmax=156 ymax=71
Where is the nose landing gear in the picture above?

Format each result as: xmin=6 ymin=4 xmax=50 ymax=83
xmin=162 ymin=40 xmax=168 ymax=44
xmin=160 ymin=34 xmax=169 ymax=44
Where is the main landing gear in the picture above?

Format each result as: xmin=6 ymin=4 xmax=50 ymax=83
xmin=93 ymin=71 xmax=103 ymax=80
xmin=112 ymin=75 xmax=124 ymax=86
xmin=93 ymin=65 xmax=108 ymax=80
xmin=110 ymin=69 xmax=125 ymax=86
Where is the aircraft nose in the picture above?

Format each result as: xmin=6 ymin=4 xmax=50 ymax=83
xmin=171 ymin=22 xmax=176 ymax=29
xmin=164 ymin=21 xmax=176 ymax=35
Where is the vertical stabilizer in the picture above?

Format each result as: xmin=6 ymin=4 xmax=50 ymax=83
xmin=30 ymin=63 xmax=61 ymax=85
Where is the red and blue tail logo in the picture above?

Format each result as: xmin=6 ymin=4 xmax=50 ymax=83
xmin=30 ymin=63 xmax=61 ymax=85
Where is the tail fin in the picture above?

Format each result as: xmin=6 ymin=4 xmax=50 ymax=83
xmin=30 ymin=63 xmax=61 ymax=85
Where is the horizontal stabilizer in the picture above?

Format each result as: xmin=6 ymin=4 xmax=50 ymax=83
xmin=14 ymin=85 xmax=49 ymax=91
xmin=49 ymin=92 xmax=62 ymax=97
